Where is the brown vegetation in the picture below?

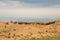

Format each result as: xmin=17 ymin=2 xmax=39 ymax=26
xmin=9 ymin=21 xmax=56 ymax=25
xmin=0 ymin=21 xmax=60 ymax=40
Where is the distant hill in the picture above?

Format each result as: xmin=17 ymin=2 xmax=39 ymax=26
xmin=0 ymin=17 xmax=60 ymax=22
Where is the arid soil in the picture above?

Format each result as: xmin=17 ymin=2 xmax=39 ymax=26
xmin=0 ymin=21 xmax=60 ymax=40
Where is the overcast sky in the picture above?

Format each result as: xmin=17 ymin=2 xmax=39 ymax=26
xmin=0 ymin=0 xmax=60 ymax=18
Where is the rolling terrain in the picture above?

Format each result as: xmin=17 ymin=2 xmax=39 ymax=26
xmin=0 ymin=21 xmax=60 ymax=40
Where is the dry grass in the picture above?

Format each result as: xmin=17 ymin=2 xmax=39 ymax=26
xmin=0 ymin=21 xmax=60 ymax=40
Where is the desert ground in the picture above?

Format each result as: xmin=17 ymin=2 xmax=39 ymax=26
xmin=0 ymin=21 xmax=60 ymax=40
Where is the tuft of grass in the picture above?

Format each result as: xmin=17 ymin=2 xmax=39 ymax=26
xmin=29 ymin=37 xmax=36 ymax=40
xmin=0 ymin=32 xmax=1 ymax=33
xmin=8 ymin=33 xmax=11 ymax=35
xmin=5 ymin=25 xmax=7 ymax=28
xmin=2 ymin=30 xmax=10 ymax=33
xmin=7 ymin=36 xmax=11 ymax=38
xmin=5 ymin=22 xmax=9 ymax=25
xmin=38 ymin=31 xmax=41 ymax=34
xmin=19 ymin=35 xmax=60 ymax=40
xmin=13 ymin=29 xmax=16 ymax=31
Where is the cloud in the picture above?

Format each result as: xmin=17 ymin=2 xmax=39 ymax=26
xmin=0 ymin=0 xmax=25 ymax=8
xmin=12 ymin=0 xmax=60 ymax=7
xmin=0 ymin=0 xmax=60 ymax=8
xmin=0 ymin=0 xmax=60 ymax=18
xmin=0 ymin=8 xmax=60 ymax=18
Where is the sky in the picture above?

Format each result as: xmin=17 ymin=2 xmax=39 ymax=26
xmin=0 ymin=0 xmax=60 ymax=18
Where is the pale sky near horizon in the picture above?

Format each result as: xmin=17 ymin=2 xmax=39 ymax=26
xmin=0 ymin=0 xmax=60 ymax=18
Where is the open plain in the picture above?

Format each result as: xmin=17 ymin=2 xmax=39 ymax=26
xmin=0 ymin=21 xmax=60 ymax=40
